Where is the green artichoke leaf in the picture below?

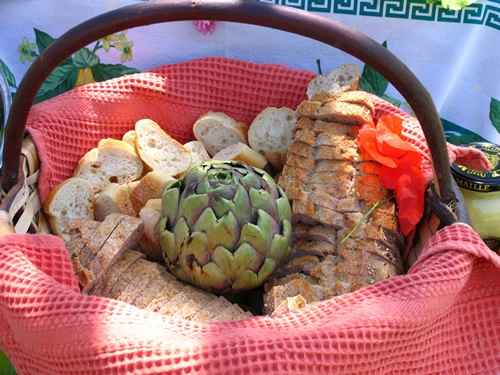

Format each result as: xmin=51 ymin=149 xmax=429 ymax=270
xmin=185 ymin=260 xmax=233 ymax=292
xmin=231 ymin=184 xmax=252 ymax=224
xmin=178 ymin=231 xmax=210 ymax=265
xmin=211 ymin=243 xmax=264 ymax=281
xmin=161 ymin=183 xmax=181 ymax=225
xmin=176 ymin=192 xmax=210 ymax=227
xmin=239 ymin=168 xmax=263 ymax=190
xmin=275 ymin=193 xmax=293 ymax=223
xmin=231 ymin=257 xmax=278 ymax=292
xmin=191 ymin=207 xmax=240 ymax=251
xmin=267 ymin=219 xmax=292 ymax=262
xmin=158 ymin=219 xmax=177 ymax=263
xmin=249 ymin=187 xmax=278 ymax=219
xmin=239 ymin=210 xmax=278 ymax=258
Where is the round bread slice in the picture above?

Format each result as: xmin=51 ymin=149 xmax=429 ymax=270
xmin=134 ymin=119 xmax=192 ymax=177
xmin=247 ymin=107 xmax=298 ymax=169
xmin=74 ymin=139 xmax=144 ymax=194
xmin=192 ymin=112 xmax=249 ymax=157
xmin=44 ymin=177 xmax=95 ymax=236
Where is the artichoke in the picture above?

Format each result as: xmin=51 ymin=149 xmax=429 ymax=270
xmin=159 ymin=160 xmax=292 ymax=294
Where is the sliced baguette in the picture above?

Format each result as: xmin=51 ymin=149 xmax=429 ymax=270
xmin=74 ymin=138 xmax=143 ymax=194
xmin=134 ymin=119 xmax=192 ymax=177
xmin=138 ymin=199 xmax=163 ymax=262
xmin=129 ymin=170 xmax=175 ymax=216
xmin=94 ymin=183 xmax=136 ymax=221
xmin=192 ymin=112 xmax=249 ymax=157
xmin=122 ymin=130 xmax=137 ymax=149
xmin=44 ymin=177 xmax=95 ymax=236
xmin=183 ymin=140 xmax=211 ymax=166
xmin=247 ymin=107 xmax=298 ymax=169
xmin=211 ymin=142 xmax=269 ymax=170
xmin=306 ymin=63 xmax=360 ymax=99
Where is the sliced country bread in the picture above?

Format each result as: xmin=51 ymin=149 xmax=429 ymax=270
xmin=73 ymin=138 xmax=143 ymax=194
xmin=192 ymin=112 xmax=249 ymax=157
xmin=44 ymin=177 xmax=95 ymax=236
xmin=211 ymin=142 xmax=268 ymax=170
xmin=247 ymin=107 xmax=298 ymax=169
xmin=306 ymin=63 xmax=360 ymax=99
xmin=134 ymin=119 xmax=191 ymax=177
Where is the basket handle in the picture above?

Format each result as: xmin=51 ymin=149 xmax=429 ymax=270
xmin=1 ymin=0 xmax=455 ymax=207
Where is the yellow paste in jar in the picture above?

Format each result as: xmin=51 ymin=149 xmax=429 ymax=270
xmin=451 ymin=142 xmax=500 ymax=254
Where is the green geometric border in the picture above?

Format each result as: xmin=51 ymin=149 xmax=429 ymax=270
xmin=258 ymin=0 xmax=500 ymax=30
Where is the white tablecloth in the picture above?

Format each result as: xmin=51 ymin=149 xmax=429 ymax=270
xmin=1 ymin=0 xmax=499 ymax=145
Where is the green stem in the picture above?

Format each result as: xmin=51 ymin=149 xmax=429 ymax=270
xmin=339 ymin=194 xmax=395 ymax=245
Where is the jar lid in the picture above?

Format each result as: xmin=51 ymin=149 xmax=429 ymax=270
xmin=451 ymin=142 xmax=500 ymax=192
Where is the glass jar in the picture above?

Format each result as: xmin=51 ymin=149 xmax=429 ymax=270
xmin=451 ymin=142 xmax=500 ymax=254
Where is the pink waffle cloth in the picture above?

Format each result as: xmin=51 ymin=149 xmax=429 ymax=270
xmin=1 ymin=57 xmax=498 ymax=373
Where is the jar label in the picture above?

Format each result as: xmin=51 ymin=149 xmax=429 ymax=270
xmin=483 ymin=237 xmax=500 ymax=255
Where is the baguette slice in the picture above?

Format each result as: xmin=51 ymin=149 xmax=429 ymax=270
xmin=129 ymin=170 xmax=175 ymax=215
xmin=138 ymin=199 xmax=163 ymax=262
xmin=122 ymin=130 xmax=137 ymax=149
xmin=211 ymin=142 xmax=269 ymax=170
xmin=94 ymin=183 xmax=136 ymax=221
xmin=193 ymin=112 xmax=249 ymax=157
xmin=306 ymin=63 xmax=360 ymax=99
xmin=74 ymin=139 xmax=143 ymax=194
xmin=135 ymin=119 xmax=192 ymax=177
xmin=183 ymin=140 xmax=211 ymax=166
xmin=247 ymin=107 xmax=299 ymax=169
xmin=44 ymin=177 xmax=95 ymax=236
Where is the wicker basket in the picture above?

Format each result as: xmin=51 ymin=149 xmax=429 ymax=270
xmin=4 ymin=2 xmax=495 ymax=374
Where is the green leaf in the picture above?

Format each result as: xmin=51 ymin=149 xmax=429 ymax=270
xmin=35 ymin=61 xmax=78 ymax=103
xmin=0 ymin=350 xmax=17 ymax=375
xmin=91 ymin=63 xmax=140 ymax=82
xmin=490 ymin=97 xmax=500 ymax=134
xmin=0 ymin=59 xmax=17 ymax=88
xmin=73 ymin=48 xmax=100 ymax=69
xmin=359 ymin=41 xmax=389 ymax=97
xmin=441 ymin=117 xmax=488 ymax=145
xmin=34 ymin=28 xmax=55 ymax=53
xmin=381 ymin=94 xmax=402 ymax=108
xmin=427 ymin=0 xmax=478 ymax=10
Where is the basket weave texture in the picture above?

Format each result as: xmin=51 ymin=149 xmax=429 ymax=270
xmin=0 ymin=57 xmax=499 ymax=374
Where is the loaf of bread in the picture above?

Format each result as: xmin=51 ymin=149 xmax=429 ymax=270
xmin=264 ymin=90 xmax=404 ymax=315
xmin=62 ymin=215 xmax=252 ymax=322
xmin=128 ymin=170 xmax=175 ymax=216
xmin=94 ymin=182 xmax=136 ymax=221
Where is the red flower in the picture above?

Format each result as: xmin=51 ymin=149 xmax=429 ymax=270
xmin=357 ymin=115 xmax=426 ymax=235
